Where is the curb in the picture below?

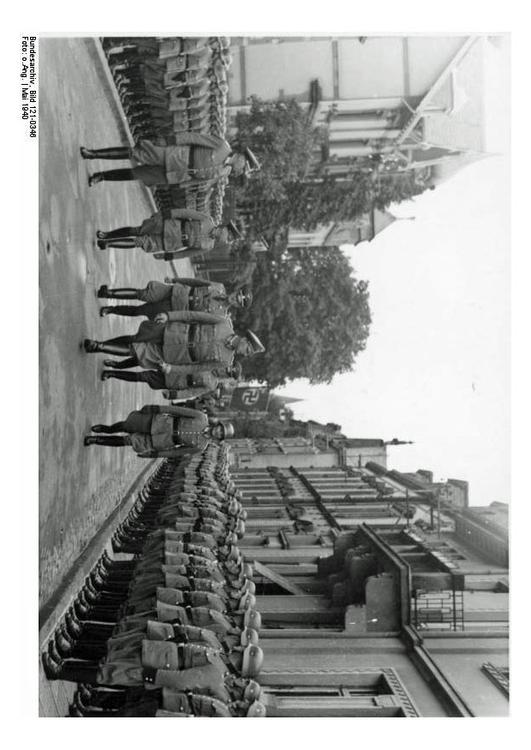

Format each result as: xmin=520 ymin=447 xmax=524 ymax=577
xmin=39 ymin=459 xmax=158 ymax=647
xmin=88 ymin=37 xmax=180 ymax=279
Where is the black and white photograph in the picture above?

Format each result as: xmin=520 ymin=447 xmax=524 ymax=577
xmin=11 ymin=14 xmax=518 ymax=729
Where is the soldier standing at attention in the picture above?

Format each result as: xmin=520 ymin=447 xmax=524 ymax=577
xmin=94 ymin=208 xmax=223 ymax=261
xmin=80 ymin=134 xmax=260 ymax=187
xmin=83 ymin=403 xmax=234 ymax=458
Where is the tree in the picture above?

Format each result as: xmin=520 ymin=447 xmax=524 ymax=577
xmin=231 ymin=97 xmax=428 ymax=240
xmin=234 ymin=247 xmax=371 ymax=388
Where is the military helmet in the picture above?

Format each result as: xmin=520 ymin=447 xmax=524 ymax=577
xmin=243 ymin=609 xmax=261 ymax=631
xmin=241 ymin=645 xmax=264 ymax=678
xmin=238 ymin=592 xmax=256 ymax=611
xmin=242 ymin=579 xmax=256 ymax=595
xmin=224 ymin=532 xmax=239 ymax=547
xmin=246 ymin=700 xmax=266 ymax=717
xmin=240 ymin=627 xmax=260 ymax=647
xmin=214 ymin=421 xmax=235 ymax=440
xmin=243 ymin=680 xmax=262 ymax=702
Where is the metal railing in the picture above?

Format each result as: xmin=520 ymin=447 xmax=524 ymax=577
xmin=412 ymin=587 xmax=465 ymax=631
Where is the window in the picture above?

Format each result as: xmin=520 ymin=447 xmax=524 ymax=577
xmin=262 ymin=669 xmax=419 ymax=717
xmin=482 ymin=663 xmax=509 ymax=698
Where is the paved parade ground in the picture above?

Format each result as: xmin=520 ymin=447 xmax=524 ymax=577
xmin=39 ymin=37 xmax=192 ymax=618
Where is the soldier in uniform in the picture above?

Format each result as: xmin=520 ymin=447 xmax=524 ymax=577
xmin=81 ymin=134 xmax=260 ymax=187
xmin=83 ymin=403 xmax=234 ymax=457
xmin=83 ymin=310 xmax=265 ymax=373
xmin=97 ymin=277 xmax=252 ymax=319
xmin=100 ymin=360 xmax=241 ymax=403
xmin=94 ymin=208 xmax=226 ymax=262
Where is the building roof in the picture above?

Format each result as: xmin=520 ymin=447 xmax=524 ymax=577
xmin=421 ymin=37 xmax=485 ymax=153
xmin=370 ymin=209 xmax=397 ymax=240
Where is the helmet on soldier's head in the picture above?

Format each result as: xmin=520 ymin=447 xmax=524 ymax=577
xmin=224 ymin=532 xmax=239 ymax=547
xmin=226 ymin=544 xmax=240 ymax=561
xmin=242 ymin=580 xmax=256 ymax=595
xmin=242 ymin=645 xmax=264 ymax=678
xmin=213 ymin=421 xmax=234 ymax=440
xmin=243 ymin=680 xmax=262 ymax=702
xmin=238 ymin=592 xmax=256 ymax=611
xmin=243 ymin=609 xmax=261 ymax=631
xmin=240 ymin=627 xmax=260 ymax=647
xmin=246 ymin=700 xmax=266 ymax=718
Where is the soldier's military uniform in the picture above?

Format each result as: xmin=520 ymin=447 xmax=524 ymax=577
xmin=101 ymin=208 xmax=217 ymax=259
xmin=99 ymin=277 xmax=235 ymax=319
xmin=86 ymin=404 xmax=211 ymax=458
xmin=103 ymin=361 xmax=225 ymax=399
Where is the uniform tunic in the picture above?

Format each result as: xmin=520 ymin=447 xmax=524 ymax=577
xmin=129 ymin=310 xmax=235 ymax=372
xmin=121 ymin=404 xmax=211 ymax=457
xmin=137 ymin=209 xmax=215 ymax=255
xmin=137 ymin=278 xmax=231 ymax=321
xmin=162 ymin=310 xmax=236 ymax=369
xmin=132 ymin=133 xmax=231 ymax=185
xmin=161 ymin=690 xmax=233 ymax=717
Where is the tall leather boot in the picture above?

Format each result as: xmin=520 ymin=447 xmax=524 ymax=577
xmin=80 ymin=146 xmax=132 ymax=160
xmin=97 ymin=286 xmax=141 ymax=299
xmin=84 ymin=436 xmax=130 ymax=447
xmin=101 ymin=371 xmax=142 ymax=383
xmin=57 ymin=660 xmax=100 ymax=685
xmin=88 ymin=169 xmax=136 ymax=186
xmin=83 ymin=339 xmax=132 ymax=356
xmin=100 ymin=306 xmax=144 ymax=318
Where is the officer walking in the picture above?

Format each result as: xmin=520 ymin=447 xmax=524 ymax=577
xmin=101 ymin=361 xmax=241 ymax=402
xmin=83 ymin=403 xmax=234 ymax=458
xmin=98 ymin=276 xmax=252 ymax=319
xmin=83 ymin=310 xmax=265 ymax=372
xmin=81 ymin=134 xmax=260 ymax=187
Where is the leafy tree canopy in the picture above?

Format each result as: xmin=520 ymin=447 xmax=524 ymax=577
xmin=234 ymin=247 xmax=371 ymax=388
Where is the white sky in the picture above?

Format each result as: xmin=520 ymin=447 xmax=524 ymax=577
xmin=278 ymin=37 xmax=510 ymax=507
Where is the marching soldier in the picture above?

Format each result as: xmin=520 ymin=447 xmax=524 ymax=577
xmin=100 ymin=361 xmax=241 ymax=403
xmin=83 ymin=403 xmax=234 ymax=457
xmin=81 ymin=134 xmax=260 ymax=187
xmin=83 ymin=310 xmax=265 ymax=372
xmin=97 ymin=276 xmax=251 ymax=319
xmin=95 ymin=207 xmax=222 ymax=260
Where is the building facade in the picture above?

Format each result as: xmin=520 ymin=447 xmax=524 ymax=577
xmin=227 ymin=442 xmax=509 ymax=716
xmin=227 ymin=35 xmax=490 ymax=184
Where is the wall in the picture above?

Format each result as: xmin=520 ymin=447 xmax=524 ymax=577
xmin=259 ymin=635 xmax=449 ymax=716
xmin=423 ymin=637 xmax=509 ymax=716
xmin=228 ymin=35 xmax=468 ymax=106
